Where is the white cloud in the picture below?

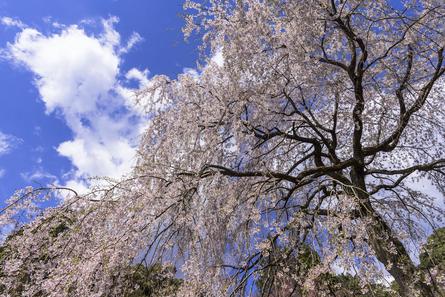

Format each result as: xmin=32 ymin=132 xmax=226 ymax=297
xmin=211 ymin=49 xmax=224 ymax=67
xmin=0 ymin=17 xmax=26 ymax=29
xmin=0 ymin=169 xmax=5 ymax=178
xmin=4 ymin=17 xmax=148 ymax=191
xmin=116 ymin=68 xmax=153 ymax=114
xmin=120 ymin=32 xmax=143 ymax=54
xmin=0 ymin=131 xmax=20 ymax=156
xmin=7 ymin=25 xmax=119 ymax=114
xmin=20 ymin=169 xmax=58 ymax=184
xmin=125 ymin=68 xmax=150 ymax=85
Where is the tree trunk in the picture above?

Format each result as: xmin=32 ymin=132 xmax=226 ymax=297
xmin=350 ymin=167 xmax=435 ymax=297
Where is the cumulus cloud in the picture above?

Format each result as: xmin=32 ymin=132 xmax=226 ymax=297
xmin=116 ymin=67 xmax=153 ymax=114
xmin=4 ymin=17 xmax=149 ymax=190
xmin=7 ymin=24 xmax=119 ymax=114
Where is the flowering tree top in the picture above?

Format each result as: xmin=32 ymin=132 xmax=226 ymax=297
xmin=1 ymin=0 xmax=445 ymax=296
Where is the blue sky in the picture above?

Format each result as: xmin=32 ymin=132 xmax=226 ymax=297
xmin=0 ymin=0 xmax=199 ymax=202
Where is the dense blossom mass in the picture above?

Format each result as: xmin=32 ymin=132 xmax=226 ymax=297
xmin=1 ymin=0 xmax=445 ymax=296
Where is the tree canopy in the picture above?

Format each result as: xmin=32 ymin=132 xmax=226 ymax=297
xmin=0 ymin=0 xmax=445 ymax=296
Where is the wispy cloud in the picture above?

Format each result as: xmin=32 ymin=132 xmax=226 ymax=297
xmin=0 ymin=17 xmax=26 ymax=29
xmin=0 ymin=131 xmax=21 ymax=156
xmin=20 ymin=169 xmax=58 ymax=184
xmin=119 ymin=32 xmax=143 ymax=54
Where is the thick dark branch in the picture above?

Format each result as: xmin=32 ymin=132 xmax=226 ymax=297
xmin=307 ymin=208 xmax=362 ymax=219
xmin=367 ymin=158 xmax=445 ymax=176
xmin=364 ymin=48 xmax=445 ymax=156
xmin=202 ymin=164 xmax=299 ymax=183
xmin=396 ymin=46 xmax=414 ymax=117
xmin=282 ymin=90 xmax=339 ymax=162
xmin=368 ymin=159 xmax=445 ymax=194
xmin=326 ymin=16 xmax=368 ymax=162
xmin=249 ymin=125 xmax=318 ymax=146
xmin=331 ymin=92 xmax=339 ymax=150
xmin=201 ymin=159 xmax=356 ymax=186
